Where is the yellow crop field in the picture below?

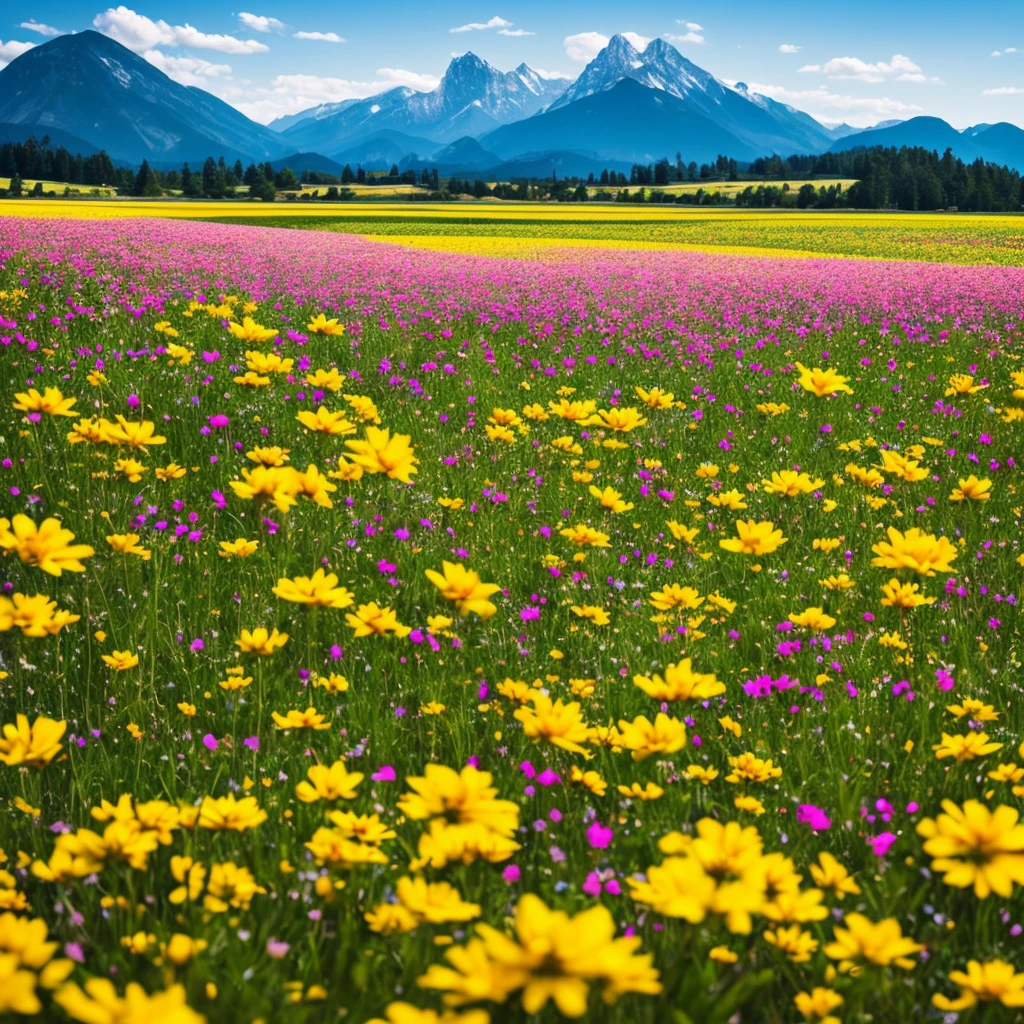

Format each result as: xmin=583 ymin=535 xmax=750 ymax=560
xmin=1 ymin=198 xmax=1022 ymax=264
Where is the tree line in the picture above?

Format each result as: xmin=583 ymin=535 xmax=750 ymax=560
xmin=1 ymin=134 xmax=1021 ymax=212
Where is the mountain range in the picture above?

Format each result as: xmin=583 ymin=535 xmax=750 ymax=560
xmin=1 ymin=29 xmax=1022 ymax=176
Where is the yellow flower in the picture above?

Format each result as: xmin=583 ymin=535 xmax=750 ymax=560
xmin=794 ymin=987 xmax=843 ymax=1024
xmin=114 ymin=457 xmax=147 ymax=482
xmin=880 ymin=578 xmax=935 ymax=608
xmin=154 ymin=463 xmax=187 ymax=481
xmin=548 ymin=398 xmax=596 ymax=421
xmin=824 ymin=913 xmax=923 ymax=972
xmin=272 ymin=707 xmax=331 ymax=731
xmin=947 ymin=697 xmax=998 ymax=721
xmin=761 ymin=470 xmax=825 ymax=496
xmin=296 ymin=761 xmax=364 ymax=803
xmin=398 ymin=764 xmax=518 ymax=838
xmin=229 ymin=465 xmax=301 ymax=514
xmin=733 ymin=795 xmax=765 ymax=815
xmin=273 ymin=569 xmax=354 ymax=609
xmin=726 ymin=752 xmax=782 ymax=784
xmin=589 ymin=485 xmax=634 ymax=513
xmin=106 ymin=533 xmax=151 ymax=560
xmin=570 ymin=766 xmax=607 ymax=796
xmin=809 ymin=853 xmax=861 ymax=899
xmin=515 ymin=693 xmax=590 ymax=755
xmin=933 ymin=960 xmax=1024 ymax=1011
xmin=228 ymin=316 xmax=277 ymax=342
xmin=218 ymin=538 xmax=259 ymax=559
xmin=296 ymin=406 xmax=357 ymax=436
xmin=916 ymin=800 xmax=1024 ymax=898
xmin=418 ymin=894 xmax=661 ymax=1015
xmin=633 ymin=658 xmax=724 ymax=701
xmin=559 ymin=523 xmax=610 ymax=547
xmin=788 ymin=607 xmax=836 ymax=631
xmin=163 ymin=934 xmax=207 ymax=967
xmin=950 ymin=475 xmax=992 ymax=502
xmin=425 ymin=562 xmax=500 ymax=619
xmin=313 ymin=672 xmax=350 ymax=694
xmin=396 ymin=876 xmax=481 ymax=924
xmin=0 ymin=515 xmax=94 ymax=575
xmin=708 ymin=946 xmax=738 ymax=964
xmin=871 ymin=526 xmax=957 ymax=576
xmin=719 ymin=519 xmax=788 ymax=555
xmin=305 ymin=368 xmax=346 ymax=391
xmin=344 ymin=427 xmax=418 ymax=483
xmin=420 ymin=701 xmax=446 ymax=716
xmin=101 ymin=650 xmax=140 ymax=671
xmin=55 ymin=981 xmax=205 ymax=1024
xmin=585 ymin=406 xmax=648 ymax=432
xmin=345 ymin=603 xmax=411 ymax=638
xmin=197 ymin=794 xmax=267 ymax=832
xmin=665 ymin=520 xmax=699 ymax=543
xmin=617 ymin=713 xmax=687 ymax=761
xmin=933 ymin=731 xmax=1002 ymax=762
xmin=617 ymin=782 xmax=664 ymax=801
xmin=101 ymin=416 xmax=166 ymax=449
xmin=306 ymin=313 xmax=345 ymax=336
xmin=794 ymin=362 xmax=853 ymax=397
xmin=635 ymin=386 xmax=675 ymax=409
xmin=945 ymin=373 xmax=986 ymax=396
xmin=13 ymin=386 xmax=78 ymax=418
xmin=648 ymin=584 xmax=703 ymax=612
xmin=764 ymin=924 xmax=818 ymax=962
xmin=686 ymin=765 xmax=719 ymax=785
xmin=570 ymin=604 xmax=610 ymax=626
xmin=235 ymin=627 xmax=289 ymax=656
xmin=0 ymin=715 xmax=66 ymax=767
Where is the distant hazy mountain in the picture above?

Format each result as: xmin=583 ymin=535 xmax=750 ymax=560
xmin=0 ymin=121 xmax=104 ymax=156
xmin=829 ymin=116 xmax=989 ymax=163
xmin=0 ymin=30 xmax=290 ymax=165
xmin=960 ymin=122 xmax=1024 ymax=169
xmin=331 ymin=130 xmax=440 ymax=169
xmin=280 ymin=54 xmax=567 ymax=153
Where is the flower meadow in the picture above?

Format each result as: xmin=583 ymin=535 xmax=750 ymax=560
xmin=1 ymin=215 xmax=1024 ymax=1024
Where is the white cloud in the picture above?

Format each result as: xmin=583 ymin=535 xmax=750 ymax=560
xmin=450 ymin=16 xmax=511 ymax=33
xmin=678 ymin=20 xmax=702 ymax=30
xmin=531 ymin=67 xmax=573 ymax=80
xmin=665 ymin=30 xmax=705 ymax=45
xmin=93 ymin=7 xmax=269 ymax=55
xmin=745 ymin=81 xmax=923 ymax=127
xmin=564 ymin=31 xmax=607 ymax=61
xmin=622 ymin=31 xmax=650 ymax=50
xmin=20 ymin=20 xmax=61 ymax=36
xmin=983 ymin=85 xmax=1024 ymax=95
xmin=238 ymin=13 xmax=284 ymax=33
xmin=779 ymin=43 xmax=800 ymax=54
xmin=0 ymin=38 xmax=35 ymax=68
xmin=801 ymin=53 xmax=936 ymax=84
xmin=143 ymin=49 xmax=232 ymax=86
xmin=991 ymin=47 xmax=1017 ymax=56
xmin=293 ymin=31 xmax=344 ymax=42
xmin=233 ymin=68 xmax=440 ymax=123
xmin=498 ymin=28 xmax=534 ymax=36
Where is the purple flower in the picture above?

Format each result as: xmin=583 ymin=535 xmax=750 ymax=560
xmin=586 ymin=821 xmax=614 ymax=849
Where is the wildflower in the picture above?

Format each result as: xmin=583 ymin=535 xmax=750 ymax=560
xmin=871 ymin=526 xmax=957 ymax=576
xmin=726 ymin=752 xmax=782 ymax=784
xmin=418 ymin=894 xmax=661 ymax=1015
xmin=719 ymin=520 xmax=788 ymax=555
xmin=515 ymin=693 xmax=590 ymax=755
xmin=589 ymin=485 xmax=634 ymax=513
xmin=399 ymin=764 xmax=518 ymax=838
xmin=228 ymin=316 xmax=277 ymax=342
xmin=933 ymin=960 xmax=1024 ymax=1010
xmin=633 ymin=658 xmax=724 ymax=701
xmin=395 ymin=876 xmax=481 ymax=924
xmin=945 ymin=373 xmax=986 ymax=396
xmin=617 ymin=782 xmax=664 ymax=801
xmin=949 ymin=475 xmax=992 ymax=501
xmin=570 ymin=766 xmax=607 ymax=796
xmin=794 ymin=363 xmax=854 ymax=397
xmin=734 ymin=795 xmax=766 ymax=815
xmin=425 ymin=562 xmax=500 ymax=619
xmin=55 ymin=981 xmax=205 ymax=1024
xmin=272 ymin=707 xmax=331 ymax=731
xmin=197 ymin=794 xmax=267 ymax=832
xmin=101 ymin=650 xmax=139 ymax=671
xmin=102 ymin=416 xmax=167 ymax=448
xmin=296 ymin=406 xmax=357 ymax=436
xmin=809 ymin=853 xmax=860 ymax=899
xmin=0 ymin=715 xmax=66 ymax=767
xmin=296 ymin=761 xmax=363 ymax=803
xmin=344 ymin=428 xmax=418 ymax=483
xmin=762 ymin=470 xmax=825 ymax=496
xmin=570 ymin=604 xmax=610 ymax=626
xmin=788 ymin=607 xmax=836 ymax=631
xmin=0 ymin=515 xmax=94 ymax=576
xmin=273 ymin=569 xmax=355 ymax=609
xmin=586 ymin=406 xmax=648 ymax=432
xmin=880 ymin=578 xmax=935 ymax=608
xmin=824 ymin=913 xmax=923 ymax=972
xmin=559 ymin=524 xmax=611 ymax=547
xmin=306 ymin=313 xmax=345 ymax=336
xmin=648 ymin=584 xmax=703 ymax=612
xmin=13 ymin=386 xmax=77 ymax=418
xmin=933 ymin=731 xmax=1002 ymax=762
xmin=916 ymin=800 xmax=1024 ymax=898
xmin=686 ymin=765 xmax=719 ymax=785
xmin=617 ymin=713 xmax=687 ymax=761
xmin=235 ymin=627 xmax=289 ymax=656
xmin=794 ymin=988 xmax=844 ymax=1024
xmin=106 ymin=533 xmax=151 ymax=560
xmin=345 ymin=603 xmax=411 ymax=638
xmin=764 ymin=924 xmax=818 ymax=962
xmin=218 ymin=538 xmax=259 ymax=559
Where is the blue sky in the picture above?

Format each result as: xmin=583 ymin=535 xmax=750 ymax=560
xmin=2 ymin=1 xmax=1023 ymax=127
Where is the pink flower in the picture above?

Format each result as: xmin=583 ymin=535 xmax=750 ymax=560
xmin=586 ymin=821 xmax=614 ymax=849
xmin=869 ymin=832 xmax=897 ymax=857
xmin=372 ymin=765 xmax=396 ymax=782
xmin=796 ymin=804 xmax=831 ymax=831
